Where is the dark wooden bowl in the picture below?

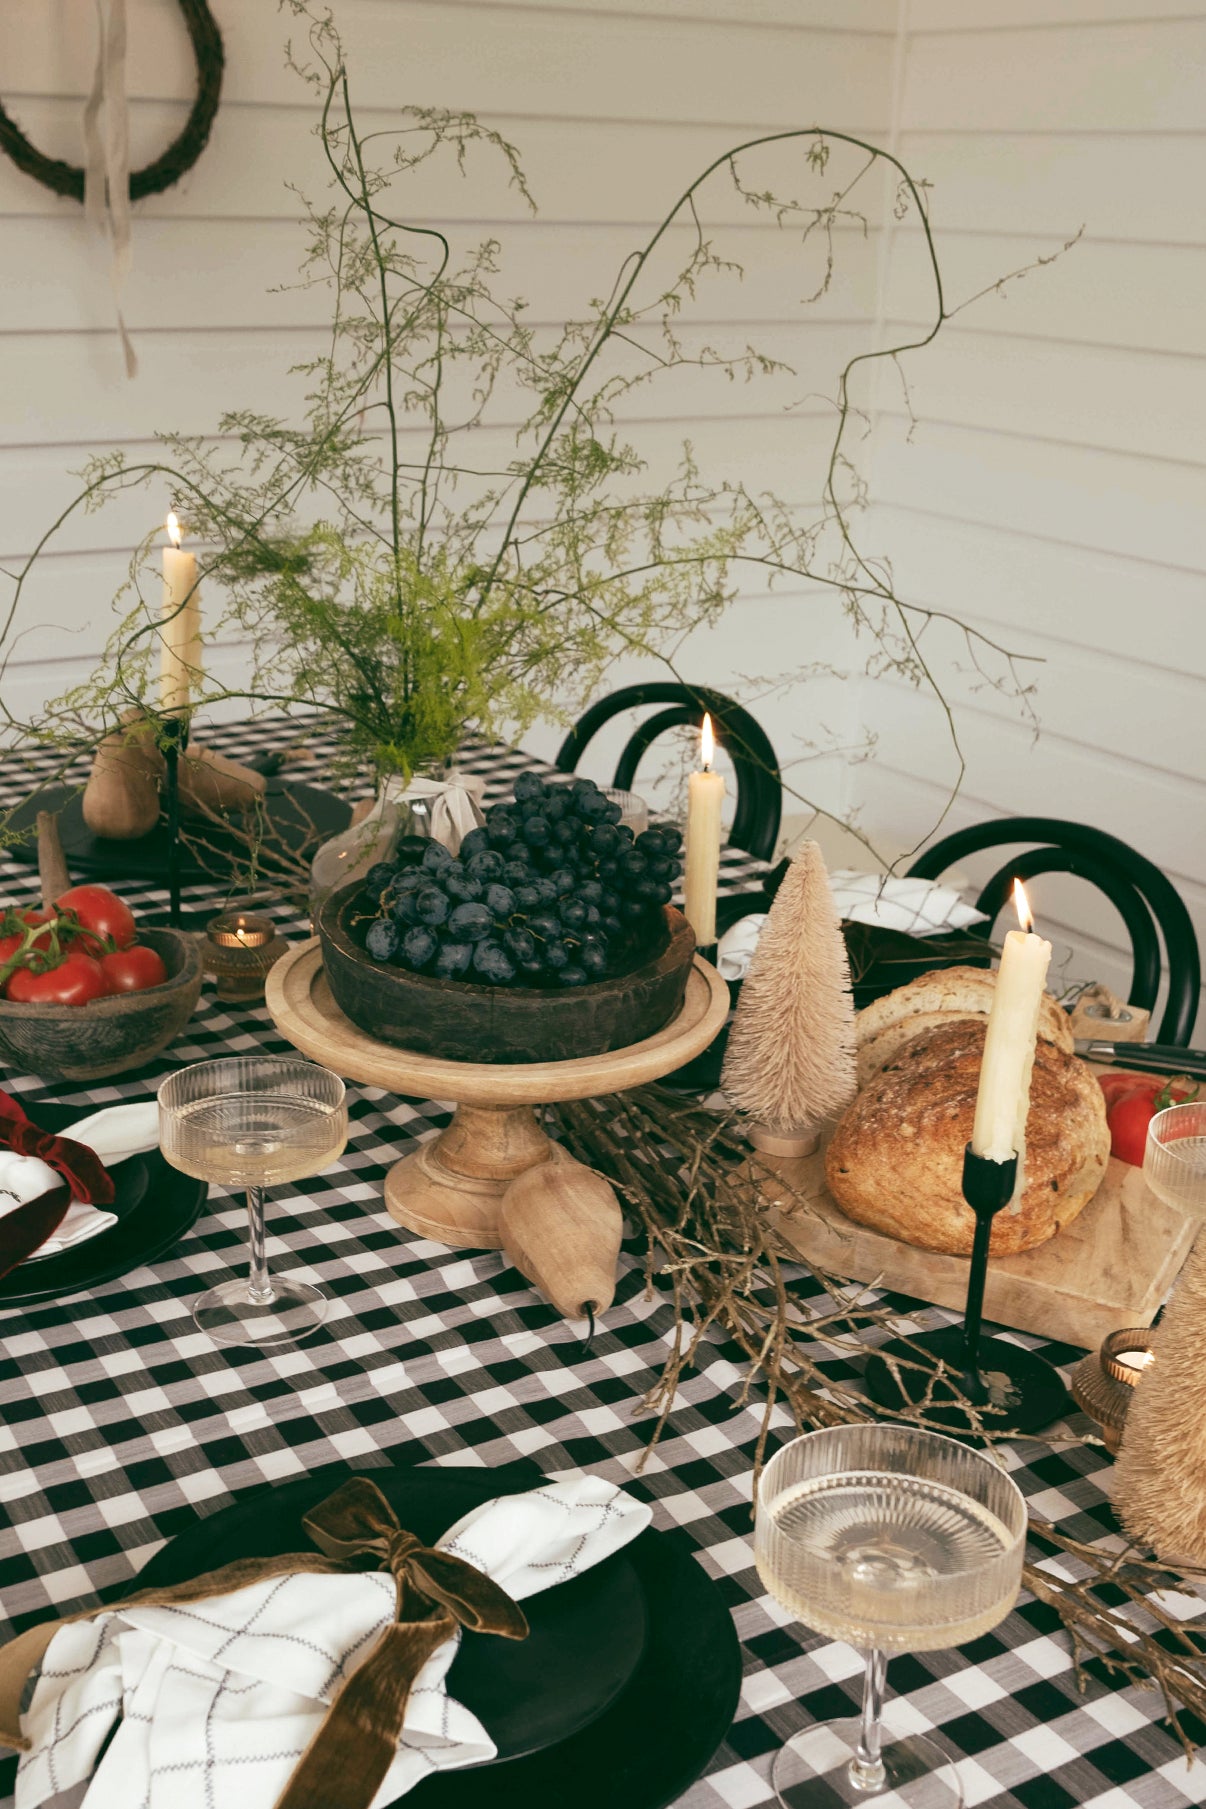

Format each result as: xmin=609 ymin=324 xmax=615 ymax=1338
xmin=317 ymin=879 xmax=696 ymax=1064
xmin=0 ymin=927 xmax=203 ymax=1082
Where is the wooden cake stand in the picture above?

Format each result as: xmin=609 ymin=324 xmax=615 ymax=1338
xmin=266 ymin=939 xmax=729 ymax=1309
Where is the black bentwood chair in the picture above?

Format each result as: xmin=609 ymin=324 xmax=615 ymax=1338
xmin=908 ymin=817 xmax=1201 ymax=1046
xmin=554 ymin=683 xmax=783 ymax=864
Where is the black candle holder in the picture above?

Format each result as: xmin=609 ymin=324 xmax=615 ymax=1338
xmin=163 ymin=715 xmax=185 ymax=927
xmin=137 ymin=715 xmax=190 ymax=931
xmin=862 ymin=1144 xmax=1070 ymax=1437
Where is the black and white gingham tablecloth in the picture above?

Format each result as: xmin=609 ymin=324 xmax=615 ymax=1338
xmin=1 ymin=717 xmax=1204 ymax=1809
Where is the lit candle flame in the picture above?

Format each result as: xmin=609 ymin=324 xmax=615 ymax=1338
xmin=166 ymin=511 xmax=183 ymax=549
xmin=1013 ymin=878 xmax=1034 ymax=934
xmin=700 ymin=712 xmax=714 ymax=771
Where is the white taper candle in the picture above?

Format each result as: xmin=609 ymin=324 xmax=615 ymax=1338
xmin=971 ymin=880 xmax=1053 ymax=1174
xmin=683 ymin=714 xmax=725 ymax=947
xmin=160 ymin=512 xmax=202 ymax=716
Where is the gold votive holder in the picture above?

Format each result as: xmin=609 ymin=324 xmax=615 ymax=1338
xmin=202 ymin=911 xmax=289 ymax=1003
xmin=1069 ymin=1326 xmax=1158 ymax=1454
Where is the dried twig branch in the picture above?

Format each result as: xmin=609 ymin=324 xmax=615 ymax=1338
xmin=550 ymin=1085 xmax=1206 ymax=1749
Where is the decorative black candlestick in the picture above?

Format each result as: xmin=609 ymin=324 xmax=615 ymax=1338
xmin=139 ymin=714 xmax=189 ymax=930
xmin=162 ymin=715 xmax=187 ymax=928
xmin=863 ymin=1143 xmax=1070 ymax=1437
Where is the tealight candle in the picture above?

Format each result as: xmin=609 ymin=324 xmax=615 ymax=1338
xmin=971 ymin=880 xmax=1052 ymax=1178
xmin=203 ymin=911 xmax=287 ymax=1003
xmin=683 ymin=714 xmax=725 ymax=948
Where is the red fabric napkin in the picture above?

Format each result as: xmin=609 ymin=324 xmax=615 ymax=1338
xmin=0 ymin=1092 xmax=116 ymax=1205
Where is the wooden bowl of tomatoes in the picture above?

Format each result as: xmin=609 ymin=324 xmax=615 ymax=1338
xmin=0 ymin=884 xmax=202 ymax=1082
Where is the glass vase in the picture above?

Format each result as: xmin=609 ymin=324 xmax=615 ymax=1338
xmin=308 ymin=763 xmax=486 ymax=916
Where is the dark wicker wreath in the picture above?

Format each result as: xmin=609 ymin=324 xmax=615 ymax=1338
xmin=0 ymin=0 xmax=223 ymax=202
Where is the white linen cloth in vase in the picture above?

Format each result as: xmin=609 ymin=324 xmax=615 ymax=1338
xmin=0 ymin=1101 xmax=159 ymax=1258
xmin=17 ymin=1475 xmax=652 ymax=1809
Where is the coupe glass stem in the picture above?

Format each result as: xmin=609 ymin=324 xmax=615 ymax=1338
xmin=850 ymin=1649 xmax=887 ymax=1791
xmin=244 ymin=1186 xmax=274 ymax=1304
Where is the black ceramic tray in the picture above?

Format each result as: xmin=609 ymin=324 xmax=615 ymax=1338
xmin=136 ymin=1463 xmax=741 ymax=1809
xmin=4 ymin=779 xmax=351 ymax=884
xmin=0 ymin=1106 xmax=207 ymax=1309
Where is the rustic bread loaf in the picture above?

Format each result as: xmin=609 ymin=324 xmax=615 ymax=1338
xmin=855 ymin=965 xmax=1073 ymax=1088
xmin=826 ymin=1018 xmax=1110 ymax=1256
xmin=856 ymin=1010 xmax=992 ymax=1088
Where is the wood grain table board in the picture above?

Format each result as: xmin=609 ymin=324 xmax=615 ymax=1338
xmin=764 ymin=1133 xmax=1196 ymax=1354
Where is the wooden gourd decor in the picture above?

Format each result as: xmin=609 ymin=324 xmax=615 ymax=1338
xmin=721 ymin=840 xmax=858 ymax=1156
xmin=178 ymin=745 xmax=267 ymax=816
xmin=499 ymin=1155 xmax=624 ymax=1320
xmin=82 ymin=714 xmax=267 ymax=840
xmin=1113 ymin=1236 xmax=1206 ymax=1565
xmin=82 ymin=716 xmax=164 ymax=840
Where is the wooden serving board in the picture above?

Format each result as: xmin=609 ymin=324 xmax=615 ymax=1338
xmin=763 ymin=1137 xmax=1196 ymax=1354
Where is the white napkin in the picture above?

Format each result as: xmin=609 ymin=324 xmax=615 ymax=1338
xmin=717 ymin=913 xmax=767 ymax=982
xmin=828 ymin=870 xmax=987 ymax=936
xmin=0 ymin=1101 xmax=158 ymax=1259
xmin=716 ymin=876 xmax=987 ymax=981
xmin=16 ymin=1474 xmax=652 ymax=1809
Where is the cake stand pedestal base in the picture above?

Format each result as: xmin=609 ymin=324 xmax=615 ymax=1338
xmin=384 ymin=1103 xmax=583 ymax=1248
xmin=265 ymin=940 xmax=731 ymax=1318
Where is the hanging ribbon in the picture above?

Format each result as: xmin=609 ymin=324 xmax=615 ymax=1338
xmin=0 ymin=1476 xmax=528 ymax=1809
xmin=82 ymin=0 xmax=138 ymax=378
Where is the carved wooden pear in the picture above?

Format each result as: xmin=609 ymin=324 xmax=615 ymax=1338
xmin=179 ymin=745 xmax=267 ymax=817
xmin=81 ymin=716 xmax=164 ymax=840
xmin=499 ymin=1152 xmax=623 ymax=1319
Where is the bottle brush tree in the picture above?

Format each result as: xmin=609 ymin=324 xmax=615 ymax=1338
xmin=721 ymin=841 xmax=857 ymax=1154
xmin=1114 ymin=1239 xmax=1206 ymax=1567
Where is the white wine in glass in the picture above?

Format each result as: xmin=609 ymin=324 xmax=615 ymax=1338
xmin=159 ymin=1056 xmax=347 ymax=1348
xmin=1143 ymin=1101 xmax=1206 ymax=1221
xmin=755 ymin=1425 xmax=1026 ymax=1807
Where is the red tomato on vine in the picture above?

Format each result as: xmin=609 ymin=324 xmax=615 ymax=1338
xmin=100 ymin=945 xmax=167 ymax=994
xmin=6 ymin=951 xmax=113 ymax=1006
xmin=54 ymin=885 xmax=137 ymax=952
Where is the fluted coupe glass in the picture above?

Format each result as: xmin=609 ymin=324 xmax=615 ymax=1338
xmin=1144 ymin=1101 xmax=1206 ymax=1221
xmin=159 ymin=1056 xmax=347 ymax=1348
xmin=755 ymin=1425 xmax=1026 ymax=1807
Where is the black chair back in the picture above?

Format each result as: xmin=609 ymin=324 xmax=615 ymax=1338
xmin=554 ymin=682 xmax=783 ymax=861
xmin=908 ymin=817 xmax=1200 ymax=1045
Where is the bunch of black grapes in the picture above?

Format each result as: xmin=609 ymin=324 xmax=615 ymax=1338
xmin=360 ymin=773 xmax=683 ymax=988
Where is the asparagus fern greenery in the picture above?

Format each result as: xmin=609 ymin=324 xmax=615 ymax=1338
xmin=0 ymin=1 xmax=1046 ymax=836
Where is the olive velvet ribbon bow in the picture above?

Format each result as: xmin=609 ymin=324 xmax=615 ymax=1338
xmin=0 ymin=1476 xmax=529 ymax=1809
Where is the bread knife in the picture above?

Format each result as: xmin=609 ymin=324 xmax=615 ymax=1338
xmin=0 ymin=1183 xmax=73 ymax=1279
xmin=1075 ymin=1041 xmax=1206 ymax=1082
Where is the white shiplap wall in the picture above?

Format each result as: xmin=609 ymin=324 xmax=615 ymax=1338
xmin=9 ymin=0 xmax=1197 ymax=1014
xmin=0 ymin=0 xmax=900 ymax=836
xmin=855 ymin=1 xmax=1206 ymax=1021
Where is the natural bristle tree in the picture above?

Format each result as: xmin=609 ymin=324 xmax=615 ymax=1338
xmin=1113 ymin=1237 xmax=1206 ymax=1567
xmin=720 ymin=840 xmax=857 ymax=1154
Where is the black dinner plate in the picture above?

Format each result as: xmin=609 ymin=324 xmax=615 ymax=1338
xmin=134 ymin=1462 xmax=741 ymax=1808
xmin=136 ymin=1463 xmax=648 ymax=1767
xmin=0 ymin=1105 xmax=207 ymax=1309
xmin=417 ymin=1518 xmax=741 ymax=1809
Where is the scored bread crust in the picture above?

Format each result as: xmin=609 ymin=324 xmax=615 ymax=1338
xmin=826 ymin=1019 xmax=1110 ymax=1257
xmin=857 ymin=1010 xmax=995 ymax=1088
xmin=855 ymin=966 xmax=1074 ymax=1056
